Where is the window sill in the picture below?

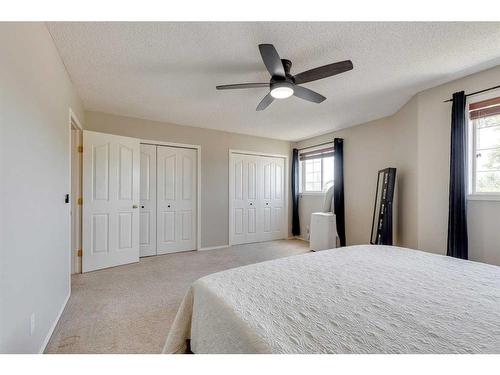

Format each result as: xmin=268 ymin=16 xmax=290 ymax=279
xmin=300 ymin=192 xmax=326 ymax=197
xmin=468 ymin=194 xmax=500 ymax=201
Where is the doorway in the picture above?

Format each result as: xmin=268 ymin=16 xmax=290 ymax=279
xmin=70 ymin=110 xmax=83 ymax=274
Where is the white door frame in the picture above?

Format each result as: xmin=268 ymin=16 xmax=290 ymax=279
xmin=140 ymin=139 xmax=201 ymax=251
xmin=228 ymin=149 xmax=289 ymax=246
xmin=68 ymin=108 xmax=83 ymax=277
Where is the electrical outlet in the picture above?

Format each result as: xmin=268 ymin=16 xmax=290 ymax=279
xmin=30 ymin=313 xmax=35 ymax=336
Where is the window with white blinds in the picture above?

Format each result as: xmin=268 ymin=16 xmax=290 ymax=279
xmin=468 ymin=93 xmax=500 ymax=196
xmin=299 ymin=145 xmax=334 ymax=193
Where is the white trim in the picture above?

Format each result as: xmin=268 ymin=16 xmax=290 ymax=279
xmin=69 ymin=108 xmax=83 ymax=130
xmin=198 ymin=244 xmax=230 ymax=251
xmin=197 ymin=148 xmax=201 ymax=251
xmin=140 ymin=139 xmax=202 ymax=251
xmin=298 ymin=142 xmax=334 ymax=154
xmin=468 ymin=194 xmax=500 ymax=201
xmin=140 ymin=138 xmax=200 ymax=150
xmin=300 ymin=192 xmax=326 ymax=197
xmin=68 ymin=108 xmax=82 ymax=280
xmin=228 ymin=149 xmax=289 ymax=246
xmin=467 ymin=89 xmax=500 ymax=197
xmin=288 ymin=236 xmax=310 ymax=243
xmin=39 ymin=291 xmax=70 ymax=353
xmin=229 ymin=149 xmax=288 ymax=159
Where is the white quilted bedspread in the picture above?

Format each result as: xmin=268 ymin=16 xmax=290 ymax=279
xmin=163 ymin=245 xmax=500 ymax=354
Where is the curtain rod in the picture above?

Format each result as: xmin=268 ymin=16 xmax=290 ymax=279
xmin=443 ymin=84 xmax=500 ymax=103
xmin=296 ymin=141 xmax=333 ymax=152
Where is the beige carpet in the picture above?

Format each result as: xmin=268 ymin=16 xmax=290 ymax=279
xmin=45 ymin=239 xmax=310 ymax=353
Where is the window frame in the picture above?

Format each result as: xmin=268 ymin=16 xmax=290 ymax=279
xmin=467 ymin=89 xmax=500 ymax=201
xmin=299 ymin=145 xmax=334 ymax=195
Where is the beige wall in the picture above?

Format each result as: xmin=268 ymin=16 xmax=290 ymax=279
xmin=416 ymin=64 xmax=500 ymax=266
xmin=294 ymin=96 xmax=419 ymax=249
xmin=84 ymin=111 xmax=291 ymax=248
xmin=295 ymin=64 xmax=500 ymax=266
xmin=0 ymin=23 xmax=85 ymax=352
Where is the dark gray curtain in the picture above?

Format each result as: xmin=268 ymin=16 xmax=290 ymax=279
xmin=447 ymin=91 xmax=468 ymax=260
xmin=333 ymin=138 xmax=346 ymax=246
xmin=291 ymin=148 xmax=300 ymax=236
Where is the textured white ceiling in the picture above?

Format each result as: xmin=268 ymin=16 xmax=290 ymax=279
xmin=47 ymin=22 xmax=500 ymax=141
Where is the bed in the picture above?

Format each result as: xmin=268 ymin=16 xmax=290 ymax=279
xmin=163 ymin=245 xmax=500 ymax=354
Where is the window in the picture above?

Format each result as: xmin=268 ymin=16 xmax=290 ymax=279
xmin=299 ymin=146 xmax=334 ymax=193
xmin=468 ymin=93 xmax=500 ymax=198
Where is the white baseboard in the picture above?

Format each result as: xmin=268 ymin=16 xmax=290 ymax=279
xmin=288 ymin=236 xmax=309 ymax=243
xmin=39 ymin=291 xmax=70 ymax=354
xmin=198 ymin=244 xmax=230 ymax=251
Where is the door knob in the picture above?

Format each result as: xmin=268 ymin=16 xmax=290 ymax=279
xmin=132 ymin=204 xmax=138 ymax=209
xmin=266 ymin=203 xmax=269 ymax=205
xmin=167 ymin=205 xmax=171 ymax=208
xmin=249 ymin=203 xmax=253 ymax=206
xmin=141 ymin=205 xmax=145 ymax=209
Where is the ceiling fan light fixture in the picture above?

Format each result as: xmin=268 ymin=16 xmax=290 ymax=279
xmin=270 ymin=85 xmax=294 ymax=99
xmin=215 ymin=43 xmax=353 ymax=110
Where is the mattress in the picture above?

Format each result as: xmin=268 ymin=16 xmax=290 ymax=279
xmin=163 ymin=245 xmax=500 ymax=354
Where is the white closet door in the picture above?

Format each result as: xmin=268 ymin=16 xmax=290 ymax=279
xmin=261 ymin=157 xmax=286 ymax=241
xmin=139 ymin=144 xmax=157 ymax=257
xmin=230 ymin=153 xmax=286 ymax=245
xmin=231 ymin=154 xmax=262 ymax=245
xmin=157 ymin=146 xmax=197 ymax=254
xmin=82 ymin=131 xmax=140 ymax=272
xmin=246 ymin=156 xmax=261 ymax=243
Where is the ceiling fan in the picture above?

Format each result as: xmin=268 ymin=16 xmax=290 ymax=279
xmin=216 ymin=44 xmax=353 ymax=111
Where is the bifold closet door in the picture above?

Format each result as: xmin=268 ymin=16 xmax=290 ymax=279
xmin=157 ymin=146 xmax=197 ymax=254
xmin=139 ymin=144 xmax=157 ymax=257
xmin=260 ymin=156 xmax=286 ymax=241
xmin=231 ymin=153 xmax=286 ymax=245
xmin=82 ymin=131 xmax=140 ymax=272
xmin=231 ymin=154 xmax=261 ymax=245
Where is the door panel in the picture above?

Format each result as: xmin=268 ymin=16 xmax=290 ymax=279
xmin=119 ymin=145 xmax=134 ymax=200
xmin=92 ymin=214 xmax=108 ymax=253
xmin=157 ymin=146 xmax=197 ymax=254
xmin=163 ymin=154 xmax=176 ymax=200
xmin=230 ymin=155 xmax=247 ymax=244
xmin=182 ymin=156 xmax=192 ymax=200
xmin=162 ymin=211 xmax=176 ymax=242
xmin=248 ymin=207 xmax=257 ymax=234
xmin=118 ymin=212 xmax=133 ymax=249
xmin=265 ymin=157 xmax=286 ymax=241
xmin=139 ymin=144 xmax=157 ymax=257
xmin=248 ymin=161 xmax=257 ymax=200
xmin=263 ymin=207 xmax=271 ymax=232
xmin=234 ymin=208 xmax=244 ymax=234
xmin=92 ymin=143 xmax=109 ymax=200
xmin=181 ymin=211 xmax=192 ymax=240
xmin=83 ymin=131 xmax=140 ymax=272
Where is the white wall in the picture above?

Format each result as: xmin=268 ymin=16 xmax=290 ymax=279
xmin=416 ymin=64 xmax=500 ymax=265
xmin=83 ymin=111 xmax=292 ymax=248
xmin=0 ymin=23 xmax=85 ymax=353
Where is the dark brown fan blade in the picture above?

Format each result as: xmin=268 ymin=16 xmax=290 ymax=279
xmin=216 ymin=83 xmax=269 ymax=90
xmin=258 ymin=44 xmax=285 ymax=78
xmin=256 ymin=93 xmax=274 ymax=111
xmin=293 ymin=85 xmax=326 ymax=103
xmin=293 ymin=60 xmax=353 ymax=84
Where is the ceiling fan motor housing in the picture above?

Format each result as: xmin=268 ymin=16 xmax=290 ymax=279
xmin=269 ymin=59 xmax=295 ymax=98
xmin=281 ymin=59 xmax=292 ymax=75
